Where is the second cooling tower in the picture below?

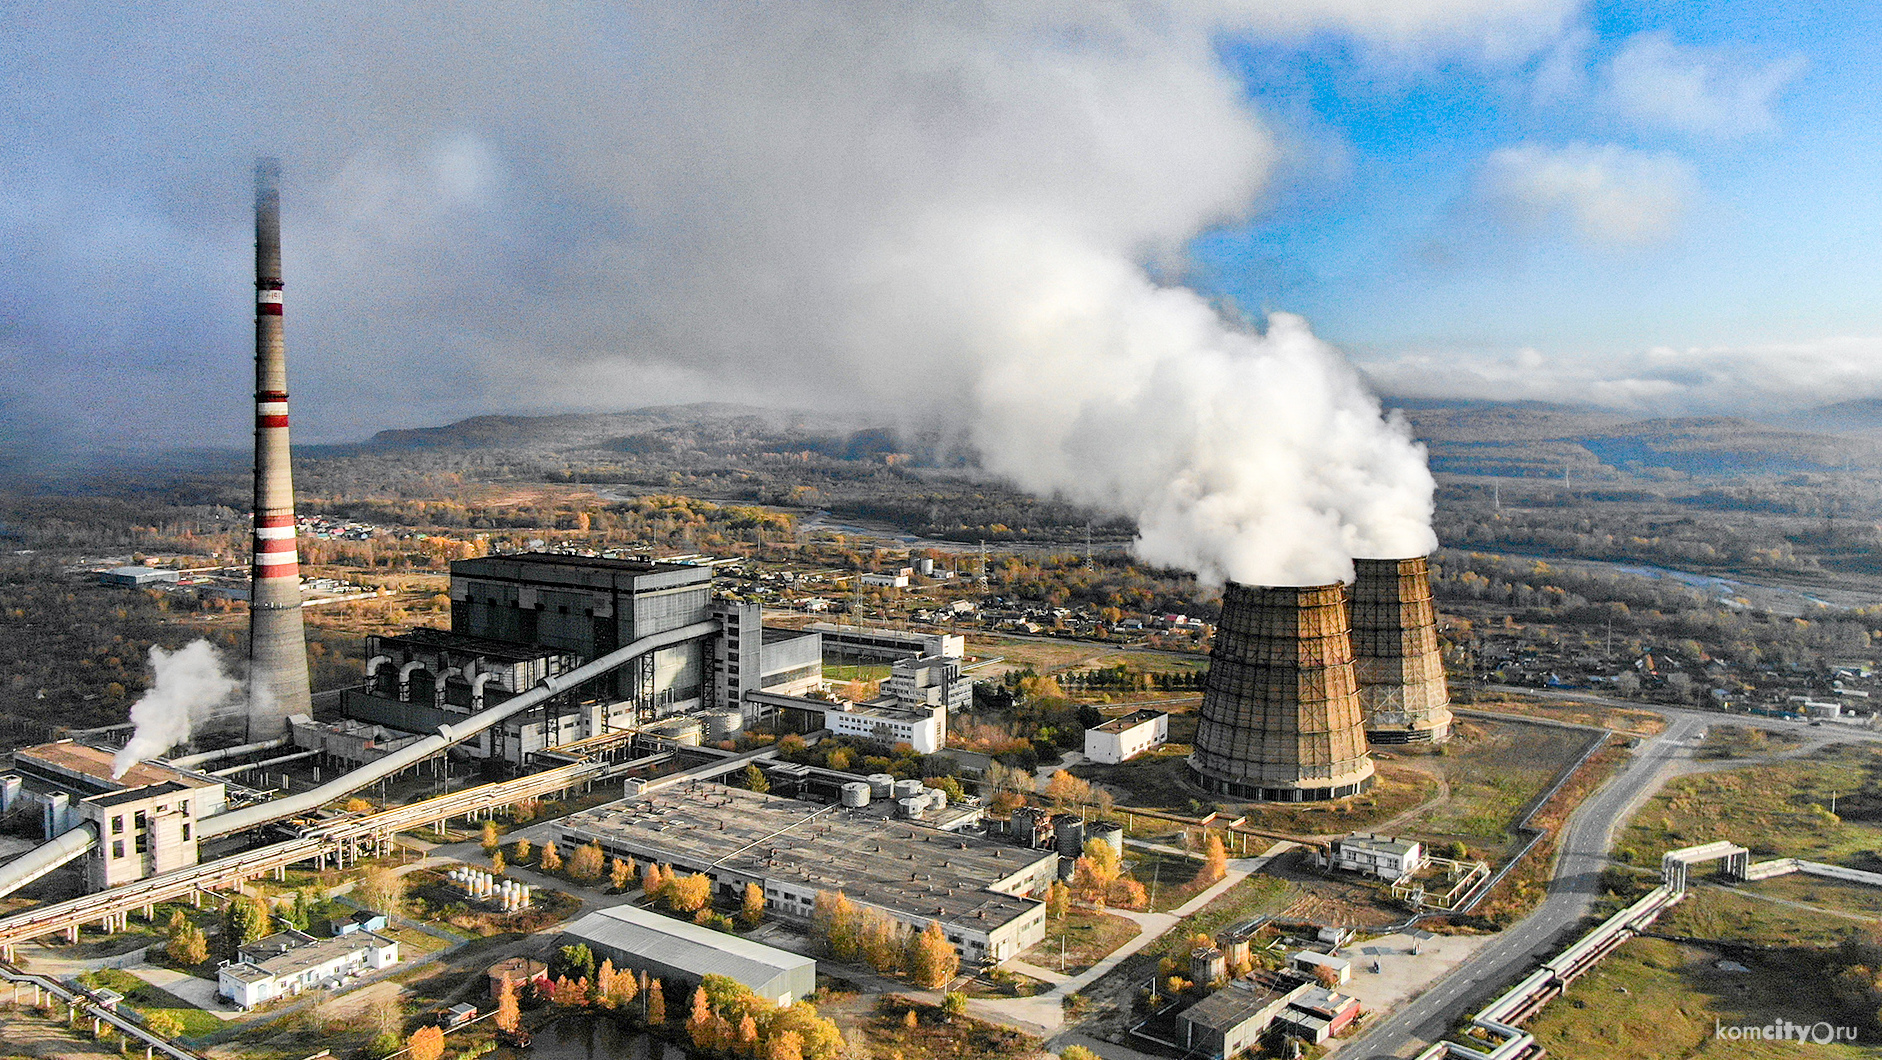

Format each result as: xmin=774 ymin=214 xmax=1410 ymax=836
xmin=1189 ymin=583 xmax=1374 ymax=802
xmin=1350 ymin=557 xmax=1453 ymax=744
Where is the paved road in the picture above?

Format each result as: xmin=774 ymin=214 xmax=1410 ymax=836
xmin=1337 ymin=709 xmax=1707 ymax=1058
xmin=1487 ymin=684 xmax=1882 ymax=743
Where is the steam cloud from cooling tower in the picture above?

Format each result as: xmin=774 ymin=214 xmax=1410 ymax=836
xmin=113 ymin=641 xmax=244 ymax=778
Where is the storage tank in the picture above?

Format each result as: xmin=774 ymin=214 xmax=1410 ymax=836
xmin=841 ymin=782 xmax=872 ymax=808
xmin=1088 ymin=821 xmax=1124 ymax=857
xmin=925 ymin=789 xmax=948 ymax=812
xmin=868 ymin=773 xmax=896 ymax=798
xmin=893 ymin=779 xmax=925 ymax=799
xmin=646 ymin=715 xmax=704 ymax=746
xmin=898 ymin=796 xmax=926 ymax=818
xmin=1055 ymin=817 xmax=1087 ymax=859
xmin=705 ymin=709 xmax=745 ymax=741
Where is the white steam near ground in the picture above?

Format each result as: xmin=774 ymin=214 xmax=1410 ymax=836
xmin=5 ymin=3 xmax=1591 ymax=582
xmin=112 ymin=641 xmax=243 ymax=778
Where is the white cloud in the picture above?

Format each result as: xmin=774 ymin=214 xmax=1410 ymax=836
xmin=1362 ymin=335 xmax=1882 ymax=417
xmin=1603 ymin=31 xmax=1804 ymax=140
xmin=1477 ymin=142 xmax=1695 ymax=246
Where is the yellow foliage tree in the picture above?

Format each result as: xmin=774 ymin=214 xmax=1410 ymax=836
xmin=1201 ymin=833 xmax=1228 ymax=884
xmin=741 ymin=882 xmax=765 ymax=926
xmin=495 ymin=978 xmax=521 ymax=1033
xmin=907 ymin=920 xmax=959 ymax=989
xmin=405 ymin=1025 xmax=444 ymax=1060
xmin=540 ymin=841 xmax=562 ymax=873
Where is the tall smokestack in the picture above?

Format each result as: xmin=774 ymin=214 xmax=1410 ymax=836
xmin=246 ymin=158 xmax=312 ymax=739
xmin=1350 ymin=557 xmax=1452 ymax=744
xmin=1189 ymin=583 xmax=1374 ymax=802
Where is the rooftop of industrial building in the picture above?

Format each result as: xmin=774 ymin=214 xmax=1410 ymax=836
xmin=1094 ymin=709 xmax=1167 ymax=734
xmin=562 ymin=904 xmax=813 ymax=984
xmin=86 ymin=779 xmax=195 ymax=809
xmin=560 ymin=786 xmax=1049 ymax=929
xmin=372 ymin=627 xmax=579 ymax=663
xmin=14 ymin=741 xmax=217 ymax=794
xmin=1335 ymin=833 xmax=1419 ymax=856
xmin=227 ymin=928 xmax=397 ymax=982
xmin=1179 ymin=970 xmax=1314 ymax=1030
xmin=761 ymin=626 xmax=819 ymax=644
xmin=456 ymin=553 xmax=705 ymax=576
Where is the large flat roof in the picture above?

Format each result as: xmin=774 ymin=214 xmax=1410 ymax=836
xmin=561 ymin=787 xmax=1049 ymax=931
xmin=1095 ymin=709 xmax=1166 ymax=734
xmin=14 ymin=741 xmax=215 ymax=794
xmin=563 ymin=904 xmax=812 ymax=988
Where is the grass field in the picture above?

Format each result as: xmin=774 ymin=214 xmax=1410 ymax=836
xmin=1080 ymin=752 xmax=1440 ymax=837
xmin=1150 ymin=875 xmax=1296 ymax=969
xmin=78 ymin=968 xmax=222 ymax=1038
xmin=1524 ymin=937 xmax=1874 ymax=1060
xmin=1465 ymin=696 xmax=1667 ymax=737
xmin=1618 ymin=745 xmax=1882 ymax=867
xmin=1695 ymin=724 xmax=1805 ymax=759
xmin=1658 ymin=885 xmax=1870 ymax=948
xmin=1740 ymin=872 xmax=1882 ymax=920
xmin=1395 ymin=719 xmax=1595 ymax=848
xmin=1022 ymin=909 xmax=1140 ymax=974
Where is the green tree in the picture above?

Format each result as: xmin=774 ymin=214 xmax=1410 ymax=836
xmin=555 ymin=943 xmax=597 ymax=982
xmin=742 ymin=763 xmax=770 ymax=794
xmin=942 ymin=991 xmax=969 ymax=1018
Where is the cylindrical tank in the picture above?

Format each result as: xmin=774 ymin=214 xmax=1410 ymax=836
xmin=894 ymin=779 xmax=925 ymax=799
xmin=841 ymin=782 xmax=872 ymax=808
xmin=1057 ymin=856 xmax=1077 ymax=881
xmin=1088 ymin=821 xmax=1124 ymax=856
xmin=898 ymin=796 xmax=926 ymax=818
xmin=649 ymin=716 xmax=704 ymax=746
xmin=705 ymin=710 xmax=744 ymax=741
xmin=917 ymin=558 xmax=935 ymax=576
xmin=868 ymin=773 xmax=896 ymax=797
xmin=1056 ymin=817 xmax=1087 ymax=858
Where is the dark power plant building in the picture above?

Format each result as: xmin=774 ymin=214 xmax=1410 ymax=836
xmin=1189 ymin=583 xmax=1376 ymax=802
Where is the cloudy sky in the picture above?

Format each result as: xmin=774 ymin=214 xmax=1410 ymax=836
xmin=2 ymin=1 xmax=1876 ymax=461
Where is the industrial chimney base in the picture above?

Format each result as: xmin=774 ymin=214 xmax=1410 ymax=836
xmin=1185 ymin=760 xmax=1375 ymax=803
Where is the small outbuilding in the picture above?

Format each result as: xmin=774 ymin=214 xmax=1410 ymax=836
xmin=1289 ymin=950 xmax=1352 ymax=985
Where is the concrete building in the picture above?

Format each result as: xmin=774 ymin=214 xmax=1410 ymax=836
xmin=558 ymin=786 xmax=1053 ymax=965
xmin=884 ymin=655 xmax=972 ymax=714
xmin=1272 ymin=985 xmax=1362 ymax=1044
xmin=451 ymin=553 xmax=714 ymax=709
xmin=218 ymin=928 xmax=400 ymax=1009
xmin=11 ymin=742 xmax=225 ymax=889
xmin=1177 ymin=970 xmax=1315 ymax=1060
xmin=1322 ymin=833 xmax=1422 ymax=881
xmin=1083 ymin=709 xmax=1169 ymax=764
xmin=99 ymin=567 xmax=180 ymax=587
xmin=713 ymin=599 xmax=823 ymax=722
xmin=1289 ymin=950 xmax=1352 ymax=985
xmin=561 ymin=903 xmax=815 ymax=1006
xmin=859 ymin=571 xmax=910 ymax=588
xmin=823 ymin=700 xmax=947 ymax=754
xmin=807 ymin=624 xmax=963 ymax=662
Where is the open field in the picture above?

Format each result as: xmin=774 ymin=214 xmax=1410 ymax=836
xmin=1022 ymin=909 xmax=1139 ymax=975
xmin=1079 ymin=752 xmax=1439 ymax=837
xmin=1740 ymin=872 xmax=1882 ymax=920
xmin=1147 ymin=875 xmax=1297 ymax=970
xmin=1658 ymin=885 xmax=1866 ymax=948
xmin=1693 ymin=723 xmax=1806 ymax=759
xmin=1393 ymin=719 xmax=1597 ymax=852
xmin=1524 ymin=937 xmax=1875 ymax=1060
xmin=1618 ymin=745 xmax=1882 ymax=868
xmin=1462 ymin=696 xmax=1667 ymax=737
xmin=78 ymin=968 xmax=222 ymax=1038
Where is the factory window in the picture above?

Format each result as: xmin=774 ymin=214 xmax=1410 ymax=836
xmin=182 ymin=824 xmax=191 ymax=841
xmin=111 ymin=841 xmax=123 ymax=859
xmin=179 ymin=800 xmax=188 ymax=816
xmin=111 ymin=816 xmax=123 ymax=834
xmin=135 ymin=833 xmax=147 ymax=854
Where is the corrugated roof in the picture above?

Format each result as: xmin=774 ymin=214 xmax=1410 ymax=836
xmin=563 ymin=904 xmax=813 ymax=988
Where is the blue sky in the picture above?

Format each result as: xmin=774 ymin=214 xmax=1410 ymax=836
xmin=1191 ymin=2 xmax=1882 ymax=409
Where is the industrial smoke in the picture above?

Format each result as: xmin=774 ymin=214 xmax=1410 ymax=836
xmin=112 ymin=640 xmax=243 ymax=778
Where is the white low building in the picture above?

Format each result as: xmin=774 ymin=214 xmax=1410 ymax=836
xmin=823 ymin=700 xmax=946 ymax=754
xmin=1322 ymin=833 xmax=1422 ymax=880
xmin=1083 ymin=709 xmax=1169 ymax=764
xmin=218 ymin=929 xmax=400 ymax=1009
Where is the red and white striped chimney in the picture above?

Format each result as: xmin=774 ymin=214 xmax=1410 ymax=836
xmin=247 ymin=158 xmax=312 ymax=739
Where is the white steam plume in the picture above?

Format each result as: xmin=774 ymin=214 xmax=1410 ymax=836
xmin=112 ymin=641 xmax=242 ymax=779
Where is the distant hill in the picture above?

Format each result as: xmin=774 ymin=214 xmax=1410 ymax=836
xmin=1772 ymin=398 xmax=1882 ymax=437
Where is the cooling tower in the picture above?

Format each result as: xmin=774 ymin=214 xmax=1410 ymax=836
xmin=1189 ymin=583 xmax=1375 ymax=802
xmin=1351 ymin=557 xmax=1453 ymax=744
xmin=246 ymin=158 xmax=312 ymax=739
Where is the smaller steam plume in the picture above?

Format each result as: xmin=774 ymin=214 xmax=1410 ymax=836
xmin=112 ymin=641 xmax=243 ymax=778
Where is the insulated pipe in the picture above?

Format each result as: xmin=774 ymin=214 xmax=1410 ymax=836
xmin=208 ymin=750 xmax=320 ymax=777
xmin=246 ymin=158 xmax=313 ymax=741
xmin=364 ymin=655 xmax=392 ymax=685
xmin=471 ymin=672 xmax=497 ymax=711
xmin=434 ymin=667 xmax=462 ymax=706
xmin=0 ymin=827 xmax=98 ymax=899
xmin=166 ymin=736 xmax=292 ymax=770
xmin=198 ymin=619 xmax=718 ymax=839
xmin=397 ymin=662 xmax=425 ymax=702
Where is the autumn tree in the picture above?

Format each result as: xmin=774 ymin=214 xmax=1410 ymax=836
xmin=491 ymin=849 xmax=506 ymax=875
xmin=495 ymin=978 xmax=521 ymax=1033
xmin=539 ymin=841 xmax=561 ymax=872
xmin=1045 ymin=880 xmax=1070 ymax=920
xmin=666 ymin=872 xmax=712 ymax=914
xmin=167 ymin=921 xmax=208 ymax=966
xmin=480 ymin=819 xmax=500 ymax=854
xmin=742 ymin=763 xmax=770 ymax=793
xmin=1200 ymin=833 xmax=1228 ymax=885
xmin=643 ymin=862 xmax=667 ymax=897
xmin=610 ymin=857 xmax=633 ymax=891
xmin=688 ymin=987 xmax=715 ymax=1049
xmin=860 ymin=909 xmax=904 ymax=974
xmin=1072 ymin=838 xmax=1122 ymax=906
xmin=766 ymin=1030 xmax=804 ymax=1060
xmin=813 ymin=891 xmax=860 ymax=961
xmin=647 ymin=978 xmax=667 ymax=1024
xmin=908 ymin=921 xmax=959 ymax=989
xmin=511 ymin=838 xmax=532 ymax=864
xmin=143 ymin=1011 xmax=184 ymax=1040
xmin=356 ymin=868 xmax=406 ymax=915
xmin=1044 ymin=769 xmax=1092 ymax=809
xmin=737 ymin=1014 xmax=760 ymax=1054
xmin=608 ymin=964 xmax=640 ymax=1010
xmin=568 ymin=841 xmax=605 ymax=881
xmin=406 ymin=1025 xmax=444 ymax=1060
xmin=741 ymin=882 xmax=765 ymax=926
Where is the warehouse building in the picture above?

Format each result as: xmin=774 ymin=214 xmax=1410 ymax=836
xmin=558 ymin=787 xmax=1053 ymax=965
xmin=98 ymin=566 xmax=181 ymax=587
xmin=1178 ymin=970 xmax=1316 ymax=1060
xmin=560 ymin=903 xmax=815 ymax=1006
xmin=1083 ymin=709 xmax=1169 ymax=765
xmin=806 ymin=624 xmax=963 ymax=662
xmin=217 ymin=928 xmax=400 ymax=1009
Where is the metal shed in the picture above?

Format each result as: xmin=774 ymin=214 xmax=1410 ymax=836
xmin=560 ymin=903 xmax=815 ymax=1006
